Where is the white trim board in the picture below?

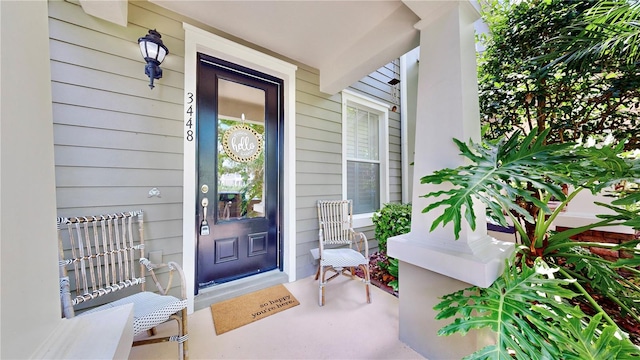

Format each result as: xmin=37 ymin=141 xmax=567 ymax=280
xmin=341 ymin=89 xmax=390 ymax=228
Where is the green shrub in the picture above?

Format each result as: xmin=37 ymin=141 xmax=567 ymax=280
xmin=380 ymin=257 xmax=399 ymax=291
xmin=372 ymin=203 xmax=412 ymax=253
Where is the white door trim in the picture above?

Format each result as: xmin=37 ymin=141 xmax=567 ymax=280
xmin=183 ymin=23 xmax=297 ymax=313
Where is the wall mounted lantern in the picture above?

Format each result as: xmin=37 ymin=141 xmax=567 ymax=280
xmin=138 ymin=29 xmax=169 ymax=89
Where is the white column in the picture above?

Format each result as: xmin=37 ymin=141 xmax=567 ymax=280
xmin=1 ymin=1 xmax=61 ymax=358
xmin=405 ymin=1 xmax=494 ymax=260
xmin=394 ymin=0 xmax=513 ymax=290
xmin=389 ymin=2 xmax=513 ymax=358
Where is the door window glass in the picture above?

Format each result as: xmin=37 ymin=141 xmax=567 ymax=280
xmin=217 ymin=79 xmax=266 ymax=221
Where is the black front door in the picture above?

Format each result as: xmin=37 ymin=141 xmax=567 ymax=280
xmin=196 ymin=53 xmax=283 ymax=290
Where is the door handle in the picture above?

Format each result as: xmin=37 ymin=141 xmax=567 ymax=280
xmin=202 ymin=197 xmax=209 ymax=218
xmin=200 ymin=197 xmax=210 ymax=235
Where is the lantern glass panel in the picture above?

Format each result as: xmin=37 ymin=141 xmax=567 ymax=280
xmin=156 ymin=47 xmax=167 ymax=63
xmin=139 ymin=41 xmax=149 ymax=58
xmin=145 ymin=42 xmax=161 ymax=61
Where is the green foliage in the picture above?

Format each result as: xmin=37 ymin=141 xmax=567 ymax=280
xmin=436 ymin=258 xmax=640 ymax=359
xmin=543 ymin=1 xmax=640 ymax=71
xmin=424 ymin=130 xmax=640 ymax=358
xmin=428 ymin=1 xmax=640 ymax=355
xmin=372 ymin=203 xmax=410 ymax=292
xmin=421 ymin=128 xmax=575 ymax=238
xmin=478 ymin=0 xmax=640 ymax=149
xmin=372 ymin=203 xmax=412 ymax=253
xmin=436 ymin=258 xmax=575 ymax=359
xmin=421 ymin=129 xmax=638 ymax=240
xmin=378 ymin=257 xmax=399 ymax=292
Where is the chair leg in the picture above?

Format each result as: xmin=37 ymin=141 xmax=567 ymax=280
xmin=319 ymin=266 xmax=338 ymax=306
xmin=133 ymin=312 xmax=189 ymax=359
xmin=365 ymin=282 xmax=371 ymax=304
xmin=318 ymin=266 xmax=325 ymax=306
xmin=181 ymin=307 xmax=189 ymax=360
xmin=360 ymin=264 xmax=371 ymax=304
xmin=169 ymin=315 xmax=184 ymax=359
xmin=314 ymin=263 xmax=320 ymax=280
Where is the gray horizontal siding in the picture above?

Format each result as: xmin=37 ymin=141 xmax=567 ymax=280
xmin=50 ymin=0 xmax=186 ymax=297
xmin=347 ymin=59 xmax=403 ymax=204
xmin=51 ymin=0 xmax=404 ymax=286
xmin=295 ymin=59 xmax=403 ymax=278
xmin=53 ymin=103 xmax=182 ymax=137
xmin=55 ymin=167 xmax=183 ymax=187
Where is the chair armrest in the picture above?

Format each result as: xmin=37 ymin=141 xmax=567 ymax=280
xmin=139 ymin=258 xmax=187 ymax=299
xmin=349 ymin=229 xmax=369 ymax=258
xmin=318 ymin=228 xmax=324 ymax=252
xmin=60 ymin=276 xmax=74 ymax=318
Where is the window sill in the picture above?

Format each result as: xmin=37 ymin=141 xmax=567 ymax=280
xmin=353 ymin=213 xmax=374 ymax=228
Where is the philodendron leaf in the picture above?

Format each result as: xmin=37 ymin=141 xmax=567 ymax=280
xmin=559 ymin=246 xmax=640 ymax=329
xmin=434 ymin=257 xmax=638 ymax=359
xmin=549 ymin=312 xmax=640 ymax=359
xmin=420 ymin=129 xmax=575 ymax=239
xmin=435 ymin=258 xmax=580 ymax=359
xmin=612 ymin=192 xmax=640 ymax=206
xmin=593 ymin=201 xmax=640 ymax=230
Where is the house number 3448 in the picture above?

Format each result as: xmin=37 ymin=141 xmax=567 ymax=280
xmin=185 ymin=92 xmax=194 ymax=141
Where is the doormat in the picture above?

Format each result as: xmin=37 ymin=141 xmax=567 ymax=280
xmin=210 ymin=284 xmax=300 ymax=335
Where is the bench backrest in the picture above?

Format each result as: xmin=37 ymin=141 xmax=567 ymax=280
xmin=57 ymin=210 xmax=145 ymax=315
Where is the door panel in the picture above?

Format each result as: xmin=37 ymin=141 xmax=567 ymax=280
xmin=196 ymin=54 xmax=282 ymax=289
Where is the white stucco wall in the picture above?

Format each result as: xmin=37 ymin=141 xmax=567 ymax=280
xmin=555 ymin=188 xmax=636 ymax=235
xmin=0 ymin=1 xmax=61 ymax=358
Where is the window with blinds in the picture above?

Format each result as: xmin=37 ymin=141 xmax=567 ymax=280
xmin=346 ymin=105 xmax=381 ymax=214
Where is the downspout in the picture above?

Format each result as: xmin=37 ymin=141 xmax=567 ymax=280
xmin=400 ymin=54 xmax=410 ymax=204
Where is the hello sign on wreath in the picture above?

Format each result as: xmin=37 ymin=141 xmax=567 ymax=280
xmin=222 ymin=116 xmax=263 ymax=163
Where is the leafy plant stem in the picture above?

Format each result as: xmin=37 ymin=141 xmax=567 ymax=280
xmin=530 ymin=187 xmax=582 ymax=252
xmin=620 ymin=276 xmax=640 ymax=292
xmin=552 ymin=252 xmax=621 ymax=264
xmin=557 ymin=267 xmax=619 ymax=328
xmin=544 ymin=216 xmax=635 ymax=252
xmin=507 ymin=210 xmax=530 ymax=245
xmin=563 ymin=265 xmax=640 ymax=325
xmin=560 ymin=266 xmax=640 ymax=324
xmin=551 ymin=241 xmax=638 ymax=252
xmin=610 ymin=294 xmax=640 ymax=324
xmin=533 ymin=191 xmax=551 ymax=249
xmin=561 ymin=266 xmax=590 ymax=283
xmin=545 ymin=185 xmax=583 ymax=225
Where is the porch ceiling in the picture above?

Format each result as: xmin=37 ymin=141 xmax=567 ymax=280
xmin=149 ymin=0 xmax=422 ymax=94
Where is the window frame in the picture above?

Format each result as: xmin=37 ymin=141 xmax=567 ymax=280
xmin=341 ymin=89 xmax=390 ymax=228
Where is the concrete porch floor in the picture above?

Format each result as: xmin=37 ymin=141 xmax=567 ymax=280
xmin=129 ymin=274 xmax=425 ymax=359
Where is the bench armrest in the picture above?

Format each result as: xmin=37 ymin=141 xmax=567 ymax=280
xmin=139 ymin=258 xmax=187 ymax=299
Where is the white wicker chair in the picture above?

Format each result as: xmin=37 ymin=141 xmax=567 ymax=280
xmin=317 ymin=200 xmax=371 ymax=306
xmin=57 ymin=210 xmax=189 ymax=359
